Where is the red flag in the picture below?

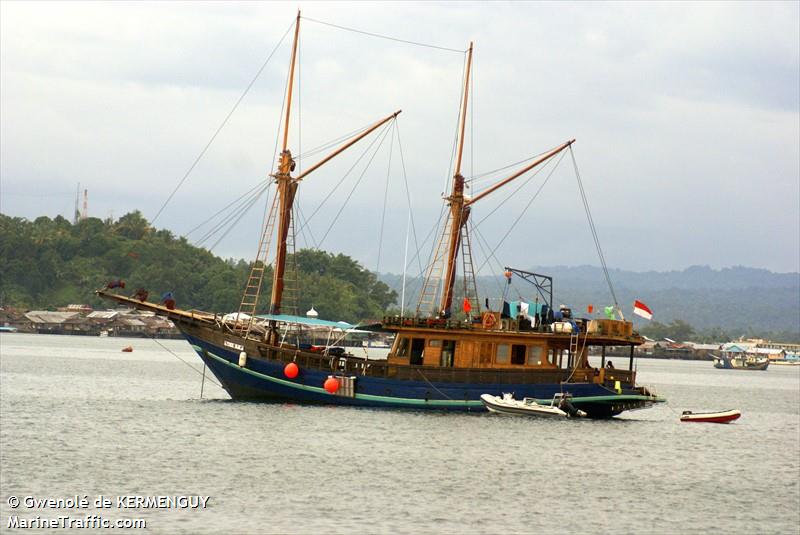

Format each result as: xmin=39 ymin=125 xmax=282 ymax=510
xmin=462 ymin=298 xmax=472 ymax=313
xmin=633 ymin=300 xmax=653 ymax=320
xmin=587 ymin=304 xmax=594 ymax=314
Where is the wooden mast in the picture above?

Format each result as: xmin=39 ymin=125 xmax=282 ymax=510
xmin=430 ymin=37 xmax=574 ymax=317
xmin=265 ymin=12 xmax=401 ymax=317
xmin=269 ymin=10 xmax=302 ymax=315
xmin=439 ymin=42 xmax=473 ymax=318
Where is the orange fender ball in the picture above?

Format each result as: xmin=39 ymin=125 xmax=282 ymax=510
xmin=284 ymin=362 xmax=299 ymax=379
xmin=324 ymin=377 xmax=339 ymax=394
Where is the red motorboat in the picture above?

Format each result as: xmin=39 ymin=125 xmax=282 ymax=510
xmin=121 ymin=346 xmax=133 ymax=353
xmin=680 ymin=409 xmax=741 ymax=424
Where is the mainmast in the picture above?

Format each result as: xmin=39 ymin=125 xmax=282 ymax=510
xmin=418 ymin=42 xmax=576 ymax=319
xmin=439 ymin=42 xmax=474 ymax=318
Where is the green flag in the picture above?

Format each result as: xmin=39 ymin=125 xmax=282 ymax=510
xmin=604 ymin=306 xmax=615 ymax=320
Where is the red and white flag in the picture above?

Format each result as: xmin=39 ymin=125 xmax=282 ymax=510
xmin=633 ymin=300 xmax=653 ymax=320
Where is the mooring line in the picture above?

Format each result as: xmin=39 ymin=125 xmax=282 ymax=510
xmin=146 ymin=335 xmax=223 ymax=390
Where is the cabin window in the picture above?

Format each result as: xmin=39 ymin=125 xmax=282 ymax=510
xmin=480 ymin=343 xmax=493 ymax=364
xmin=548 ymin=349 xmax=556 ymax=365
xmin=396 ymin=338 xmax=410 ymax=358
xmin=410 ymin=338 xmax=425 ymax=365
xmin=441 ymin=340 xmax=456 ymax=367
xmin=496 ymin=344 xmax=510 ymax=364
xmin=528 ymin=346 xmax=544 ymax=366
xmin=511 ymin=344 xmax=526 ymax=365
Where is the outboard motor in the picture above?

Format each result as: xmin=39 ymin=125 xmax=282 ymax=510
xmin=559 ymin=396 xmax=586 ymax=418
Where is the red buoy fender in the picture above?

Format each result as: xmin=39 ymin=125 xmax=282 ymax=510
xmin=284 ymin=362 xmax=299 ymax=379
xmin=324 ymin=377 xmax=339 ymax=394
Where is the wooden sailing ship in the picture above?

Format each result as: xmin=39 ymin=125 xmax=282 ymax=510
xmin=98 ymin=12 xmax=663 ymax=417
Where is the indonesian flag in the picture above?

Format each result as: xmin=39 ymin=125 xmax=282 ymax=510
xmin=633 ymin=300 xmax=653 ymax=320
xmin=462 ymin=297 xmax=472 ymax=313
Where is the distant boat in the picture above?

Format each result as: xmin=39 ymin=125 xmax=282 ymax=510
xmin=121 ymin=346 xmax=133 ymax=353
xmin=680 ymin=409 xmax=741 ymax=424
xmin=712 ymin=353 xmax=769 ymax=370
xmin=0 ymin=326 xmax=18 ymax=333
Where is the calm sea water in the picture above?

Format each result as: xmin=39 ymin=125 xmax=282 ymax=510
xmin=1 ymin=333 xmax=798 ymax=534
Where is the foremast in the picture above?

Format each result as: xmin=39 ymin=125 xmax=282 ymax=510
xmin=238 ymin=10 xmax=401 ymax=341
xmin=270 ymin=11 xmax=302 ymax=316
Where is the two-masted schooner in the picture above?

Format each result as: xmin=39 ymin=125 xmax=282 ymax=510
xmin=98 ymin=12 xmax=664 ymax=417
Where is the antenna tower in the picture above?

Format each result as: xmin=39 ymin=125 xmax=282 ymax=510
xmin=73 ymin=183 xmax=81 ymax=224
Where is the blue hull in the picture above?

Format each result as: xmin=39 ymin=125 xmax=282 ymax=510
xmin=186 ymin=334 xmax=653 ymax=415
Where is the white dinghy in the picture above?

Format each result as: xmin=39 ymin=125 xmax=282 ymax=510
xmin=480 ymin=393 xmax=586 ymax=418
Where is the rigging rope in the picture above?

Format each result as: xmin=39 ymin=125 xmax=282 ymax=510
xmin=474 ymin=150 xmax=568 ymax=274
xmin=470 ymin=224 xmax=508 ymax=303
xmin=470 ymin=55 xmax=474 ymax=184
xmin=294 ymin=201 xmax=318 ymax=250
xmin=316 ymin=122 xmax=394 ymax=245
xmin=298 ymin=27 xmax=302 ymax=177
xmin=472 ymin=157 xmax=556 ymax=228
xmin=394 ymin=122 xmax=423 ymax=276
xmin=297 ymin=121 xmax=393 ymax=234
xmin=296 ymin=122 xmax=374 ymax=161
xmin=467 ymin=147 xmax=551 ymax=183
xmin=442 ymin=55 xmax=469 ymax=198
xmin=375 ymin=124 xmax=396 ymax=273
xmin=147 ymin=335 xmax=223 ymax=390
xmin=569 ymin=146 xmax=620 ymax=311
xmin=301 ymin=16 xmax=466 ymax=54
xmin=151 ymin=20 xmax=295 ymax=226
xmin=183 ymin=180 xmax=268 ymax=238
xmin=207 ymin=188 xmax=270 ymax=252
xmin=193 ymin=184 xmax=268 ymax=248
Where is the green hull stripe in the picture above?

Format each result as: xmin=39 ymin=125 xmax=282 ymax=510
xmin=193 ymin=345 xmax=664 ymax=407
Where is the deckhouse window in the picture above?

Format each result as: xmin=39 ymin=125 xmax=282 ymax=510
xmin=441 ymin=340 xmax=456 ymax=368
xmin=480 ymin=343 xmax=493 ymax=364
xmin=396 ymin=338 xmax=410 ymax=358
xmin=410 ymin=338 xmax=425 ymax=365
xmin=496 ymin=344 xmax=510 ymax=364
xmin=527 ymin=346 xmax=544 ymax=366
xmin=511 ymin=344 xmax=526 ymax=365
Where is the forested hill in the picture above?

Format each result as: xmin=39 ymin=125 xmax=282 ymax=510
xmin=0 ymin=212 xmax=396 ymax=323
xmin=4 ymin=212 xmax=797 ymax=338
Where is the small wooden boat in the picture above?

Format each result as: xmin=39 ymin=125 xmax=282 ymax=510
xmin=121 ymin=346 xmax=133 ymax=353
xmin=680 ymin=409 xmax=741 ymax=424
xmin=481 ymin=393 xmax=586 ymax=418
xmin=713 ymin=353 xmax=769 ymax=370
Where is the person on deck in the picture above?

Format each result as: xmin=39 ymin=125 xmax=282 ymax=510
xmin=606 ymin=360 xmax=615 ymax=369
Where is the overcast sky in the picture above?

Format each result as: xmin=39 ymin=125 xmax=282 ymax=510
xmin=2 ymin=1 xmax=798 ymax=276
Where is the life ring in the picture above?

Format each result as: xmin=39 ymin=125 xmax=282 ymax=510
xmin=482 ymin=313 xmax=497 ymax=329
